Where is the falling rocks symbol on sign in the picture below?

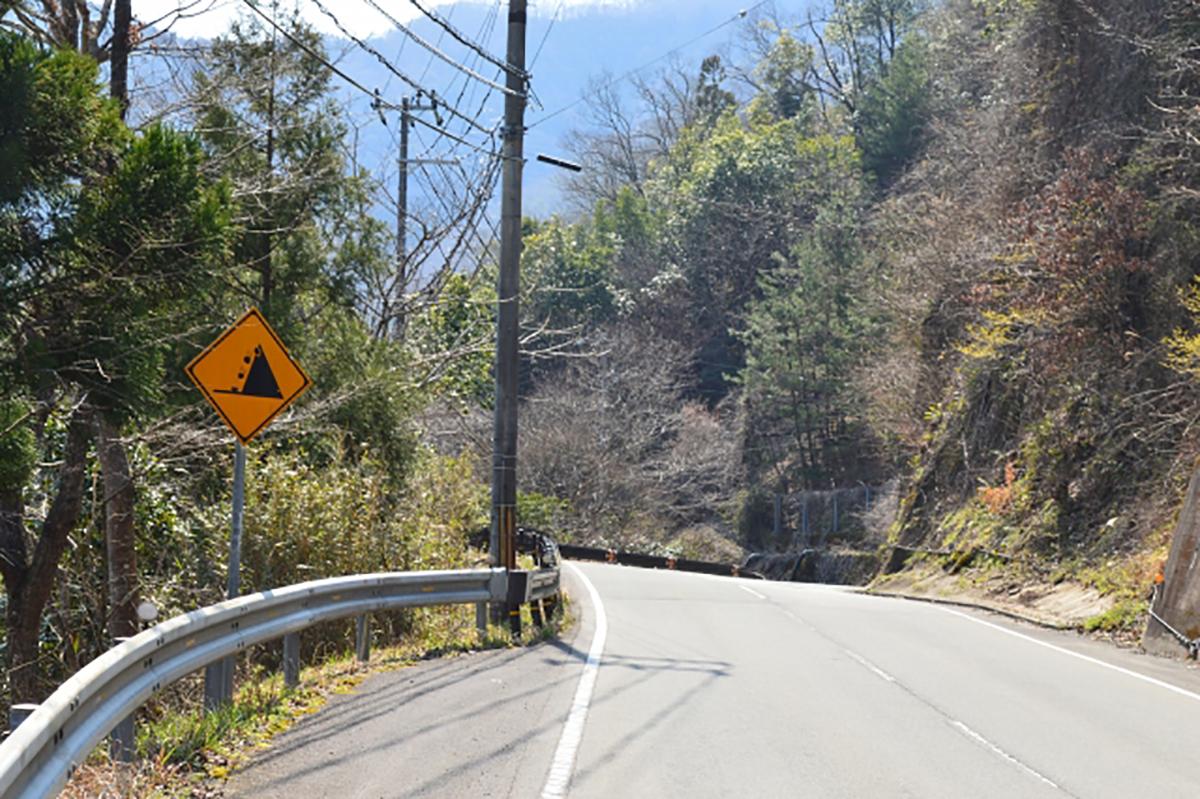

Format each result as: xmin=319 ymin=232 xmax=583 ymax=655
xmin=214 ymin=346 xmax=283 ymax=399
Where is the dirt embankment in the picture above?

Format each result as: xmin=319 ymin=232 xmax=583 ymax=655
xmin=871 ymin=566 xmax=1114 ymax=630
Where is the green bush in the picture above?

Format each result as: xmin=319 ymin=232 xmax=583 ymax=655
xmin=241 ymin=446 xmax=485 ymax=588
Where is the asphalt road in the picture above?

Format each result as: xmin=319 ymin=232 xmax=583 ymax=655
xmin=226 ymin=562 xmax=1200 ymax=798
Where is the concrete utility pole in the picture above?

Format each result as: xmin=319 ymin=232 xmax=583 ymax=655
xmin=393 ymin=94 xmax=440 ymax=340
xmin=397 ymin=96 xmax=410 ymax=274
xmin=491 ymin=0 xmax=527 ymax=620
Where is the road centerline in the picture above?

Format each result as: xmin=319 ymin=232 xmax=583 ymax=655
xmin=950 ymin=719 xmax=1062 ymax=791
xmin=844 ymin=648 xmax=896 ymax=682
xmin=750 ymin=582 xmax=1078 ymax=794
xmin=738 ymin=584 xmax=767 ymax=600
xmin=542 ymin=562 xmax=608 ymax=799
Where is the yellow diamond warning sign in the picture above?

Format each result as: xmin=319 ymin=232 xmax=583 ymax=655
xmin=186 ymin=308 xmax=312 ymax=444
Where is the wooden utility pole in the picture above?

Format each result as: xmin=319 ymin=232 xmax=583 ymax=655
xmin=491 ymin=0 xmax=527 ymax=619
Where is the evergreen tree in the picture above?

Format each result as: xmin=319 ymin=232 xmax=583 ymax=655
xmin=738 ymin=138 xmax=875 ymax=488
xmin=0 ymin=33 xmax=233 ymax=701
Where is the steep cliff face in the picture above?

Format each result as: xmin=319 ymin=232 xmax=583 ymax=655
xmin=868 ymin=0 xmax=1200 ymax=636
xmin=882 ymin=351 xmax=1187 ymax=633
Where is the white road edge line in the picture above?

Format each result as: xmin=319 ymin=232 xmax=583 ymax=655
xmin=941 ymin=607 xmax=1200 ymax=704
xmin=951 ymin=720 xmax=1061 ymax=790
xmin=738 ymin=584 xmax=767 ymax=600
xmin=542 ymin=562 xmax=608 ymax=799
xmin=844 ymin=649 xmax=896 ymax=682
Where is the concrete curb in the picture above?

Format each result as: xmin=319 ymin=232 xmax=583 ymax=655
xmin=865 ymin=588 xmax=1078 ymax=632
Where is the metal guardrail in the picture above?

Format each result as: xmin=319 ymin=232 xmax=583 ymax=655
xmin=519 ymin=527 xmax=561 ymax=600
xmin=528 ymin=568 xmax=560 ymax=599
xmin=0 ymin=525 xmax=759 ymax=797
xmin=557 ymin=542 xmax=763 ymax=579
xmin=511 ymin=528 xmax=561 ymax=628
xmin=0 ymin=568 xmax=522 ymax=799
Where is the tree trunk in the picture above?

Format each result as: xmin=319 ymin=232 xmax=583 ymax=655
xmin=110 ymin=0 xmax=131 ymax=118
xmin=98 ymin=416 xmax=138 ymax=642
xmin=260 ymin=37 xmax=277 ymax=310
xmin=0 ymin=486 xmax=31 ymax=703
xmin=2 ymin=407 xmax=92 ymax=704
xmin=4 ymin=585 xmax=41 ymax=704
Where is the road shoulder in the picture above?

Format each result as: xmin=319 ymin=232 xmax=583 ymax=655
xmin=224 ymin=570 xmax=594 ymax=799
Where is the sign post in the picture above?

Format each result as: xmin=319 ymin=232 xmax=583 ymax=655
xmin=229 ymin=441 xmax=245 ymax=600
xmin=187 ymin=308 xmax=311 ymax=708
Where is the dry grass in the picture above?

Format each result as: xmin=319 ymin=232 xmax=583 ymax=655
xmin=60 ymin=758 xmax=196 ymax=799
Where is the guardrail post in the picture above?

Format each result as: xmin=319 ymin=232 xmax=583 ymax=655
xmin=109 ymin=637 xmax=135 ymax=762
xmin=355 ymin=614 xmax=371 ymax=663
xmin=530 ymin=598 xmax=544 ymax=628
xmin=109 ymin=714 xmax=135 ymax=762
xmin=283 ymin=633 xmax=300 ymax=688
xmin=475 ymin=602 xmax=487 ymax=640
xmin=203 ymin=659 xmax=229 ymax=711
xmin=506 ymin=571 xmax=528 ymax=637
xmin=8 ymin=703 xmax=38 ymax=732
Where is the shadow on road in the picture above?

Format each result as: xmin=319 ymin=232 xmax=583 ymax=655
xmin=229 ymin=635 xmax=733 ymax=797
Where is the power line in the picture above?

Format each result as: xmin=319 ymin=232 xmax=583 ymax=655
xmin=529 ymin=0 xmax=565 ymax=69
xmin=524 ymin=0 xmax=565 ymax=112
xmin=376 ymin=3 xmax=410 ymax=96
xmin=451 ymin=1 xmax=503 ymax=117
xmin=357 ymin=0 xmax=524 ymax=97
xmin=403 ymin=0 xmax=527 ymax=80
xmin=415 ymin=0 xmax=453 ymax=84
xmin=372 ymin=0 xmax=501 ymax=169
xmin=412 ymin=122 xmax=501 ymax=247
xmin=527 ymin=1 xmax=769 ymax=129
xmin=410 ymin=2 xmax=504 ymax=170
xmin=418 ymin=1 xmax=492 ymax=129
xmin=310 ymin=0 xmax=497 ymax=135
xmin=237 ymin=0 xmax=501 ymax=159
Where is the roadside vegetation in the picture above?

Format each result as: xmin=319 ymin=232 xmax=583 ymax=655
xmin=0 ymin=7 xmax=503 ymax=715
xmin=4 ymin=0 xmax=1200 ymax=789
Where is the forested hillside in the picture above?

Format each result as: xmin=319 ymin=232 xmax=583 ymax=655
xmin=3 ymin=0 xmax=1200 ymax=725
xmin=509 ymin=0 xmax=1200 ymax=627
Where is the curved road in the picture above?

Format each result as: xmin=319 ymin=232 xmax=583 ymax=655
xmin=227 ymin=562 xmax=1200 ymax=798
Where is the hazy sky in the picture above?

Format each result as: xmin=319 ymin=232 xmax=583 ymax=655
xmin=133 ymin=0 xmax=648 ymax=40
xmin=126 ymin=0 xmax=804 ymax=213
